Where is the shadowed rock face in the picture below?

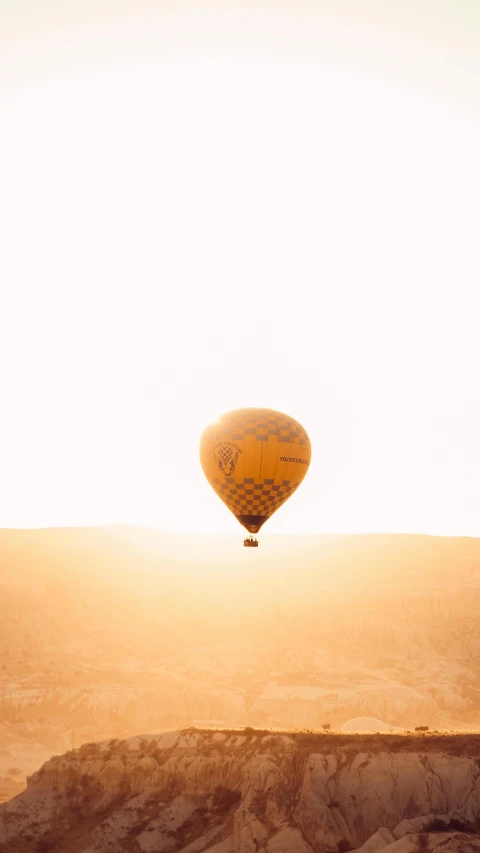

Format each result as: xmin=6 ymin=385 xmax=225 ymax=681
xmin=3 ymin=730 xmax=480 ymax=853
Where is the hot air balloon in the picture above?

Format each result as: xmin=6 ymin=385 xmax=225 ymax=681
xmin=199 ymin=408 xmax=311 ymax=546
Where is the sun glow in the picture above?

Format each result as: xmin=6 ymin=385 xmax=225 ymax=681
xmin=1 ymin=44 xmax=480 ymax=535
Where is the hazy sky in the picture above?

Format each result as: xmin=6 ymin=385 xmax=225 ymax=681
xmin=1 ymin=1 xmax=480 ymax=536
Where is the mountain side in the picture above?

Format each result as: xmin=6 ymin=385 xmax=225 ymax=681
xmin=3 ymin=527 xmax=480 ymax=799
xmin=3 ymin=730 xmax=480 ymax=852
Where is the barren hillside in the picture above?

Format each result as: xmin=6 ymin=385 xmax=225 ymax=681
xmin=4 ymin=729 xmax=480 ymax=852
xmin=3 ymin=527 xmax=480 ymax=800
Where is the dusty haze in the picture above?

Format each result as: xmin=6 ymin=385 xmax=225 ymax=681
xmin=2 ymin=527 xmax=480 ymax=803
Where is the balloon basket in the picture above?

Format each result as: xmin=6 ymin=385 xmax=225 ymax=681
xmin=243 ymin=536 xmax=259 ymax=547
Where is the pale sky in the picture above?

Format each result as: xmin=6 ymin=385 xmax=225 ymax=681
xmin=1 ymin=1 xmax=480 ymax=536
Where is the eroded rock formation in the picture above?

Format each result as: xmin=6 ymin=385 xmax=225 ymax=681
xmin=3 ymin=730 xmax=480 ymax=852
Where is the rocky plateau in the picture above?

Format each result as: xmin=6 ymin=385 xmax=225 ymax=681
xmin=3 ymin=729 xmax=480 ymax=852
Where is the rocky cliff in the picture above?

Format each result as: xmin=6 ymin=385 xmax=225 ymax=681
xmin=3 ymin=729 xmax=480 ymax=852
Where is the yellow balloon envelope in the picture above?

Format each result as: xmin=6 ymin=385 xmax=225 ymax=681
xmin=199 ymin=408 xmax=311 ymax=535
